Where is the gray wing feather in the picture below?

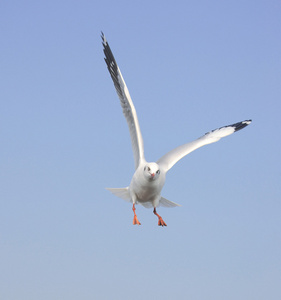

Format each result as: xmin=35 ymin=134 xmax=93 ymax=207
xmin=102 ymin=33 xmax=145 ymax=169
xmin=157 ymin=120 xmax=252 ymax=172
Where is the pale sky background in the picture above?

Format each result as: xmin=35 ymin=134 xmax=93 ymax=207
xmin=1 ymin=0 xmax=281 ymax=299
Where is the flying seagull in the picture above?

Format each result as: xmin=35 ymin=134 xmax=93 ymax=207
xmin=102 ymin=32 xmax=251 ymax=226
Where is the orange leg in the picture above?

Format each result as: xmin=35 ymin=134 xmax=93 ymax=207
xmin=153 ymin=208 xmax=167 ymax=226
xmin=132 ymin=204 xmax=141 ymax=225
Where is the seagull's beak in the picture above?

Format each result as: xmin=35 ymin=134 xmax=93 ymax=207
xmin=151 ymin=173 xmax=155 ymax=178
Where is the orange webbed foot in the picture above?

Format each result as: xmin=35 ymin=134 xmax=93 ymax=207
xmin=132 ymin=204 xmax=141 ymax=225
xmin=133 ymin=215 xmax=141 ymax=225
xmin=153 ymin=208 xmax=167 ymax=227
xmin=157 ymin=217 xmax=167 ymax=227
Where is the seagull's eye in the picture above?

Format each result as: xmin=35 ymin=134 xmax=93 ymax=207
xmin=156 ymin=170 xmax=160 ymax=175
xmin=147 ymin=167 xmax=151 ymax=172
xmin=144 ymin=167 xmax=146 ymax=171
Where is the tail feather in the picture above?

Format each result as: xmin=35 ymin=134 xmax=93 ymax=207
xmin=159 ymin=197 xmax=181 ymax=208
xmin=106 ymin=187 xmax=131 ymax=202
xmin=106 ymin=188 xmax=180 ymax=208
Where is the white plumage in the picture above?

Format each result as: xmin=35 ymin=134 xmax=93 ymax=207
xmin=102 ymin=32 xmax=251 ymax=226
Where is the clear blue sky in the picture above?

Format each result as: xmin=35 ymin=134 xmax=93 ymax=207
xmin=1 ymin=0 xmax=281 ymax=299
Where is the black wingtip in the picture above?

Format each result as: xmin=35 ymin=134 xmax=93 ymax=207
xmin=233 ymin=119 xmax=252 ymax=132
xmin=101 ymin=31 xmax=106 ymax=45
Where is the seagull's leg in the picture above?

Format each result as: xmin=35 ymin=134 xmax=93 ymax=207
xmin=153 ymin=208 xmax=167 ymax=226
xmin=132 ymin=203 xmax=141 ymax=225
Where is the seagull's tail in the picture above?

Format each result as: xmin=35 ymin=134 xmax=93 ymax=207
xmin=106 ymin=187 xmax=131 ymax=203
xmin=159 ymin=197 xmax=181 ymax=208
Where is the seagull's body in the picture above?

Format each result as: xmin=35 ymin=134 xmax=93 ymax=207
xmin=102 ymin=33 xmax=251 ymax=226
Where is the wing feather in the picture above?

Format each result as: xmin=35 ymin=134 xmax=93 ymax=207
xmin=157 ymin=120 xmax=252 ymax=172
xmin=102 ymin=33 xmax=145 ymax=169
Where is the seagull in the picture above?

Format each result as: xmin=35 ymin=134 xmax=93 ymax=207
xmin=102 ymin=32 xmax=251 ymax=226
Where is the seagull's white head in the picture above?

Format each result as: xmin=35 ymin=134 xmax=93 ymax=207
xmin=143 ymin=162 xmax=161 ymax=181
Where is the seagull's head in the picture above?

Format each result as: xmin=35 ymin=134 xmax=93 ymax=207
xmin=143 ymin=162 xmax=161 ymax=181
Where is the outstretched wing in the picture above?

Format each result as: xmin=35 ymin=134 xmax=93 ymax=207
xmin=102 ymin=32 xmax=145 ymax=169
xmin=157 ymin=120 xmax=252 ymax=173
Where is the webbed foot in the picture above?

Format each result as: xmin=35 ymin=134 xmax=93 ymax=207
xmin=153 ymin=208 xmax=167 ymax=226
xmin=132 ymin=204 xmax=141 ymax=225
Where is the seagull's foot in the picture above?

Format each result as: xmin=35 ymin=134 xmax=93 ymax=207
xmin=133 ymin=215 xmax=141 ymax=225
xmin=132 ymin=204 xmax=141 ymax=225
xmin=153 ymin=208 xmax=167 ymax=227
xmin=157 ymin=217 xmax=167 ymax=227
